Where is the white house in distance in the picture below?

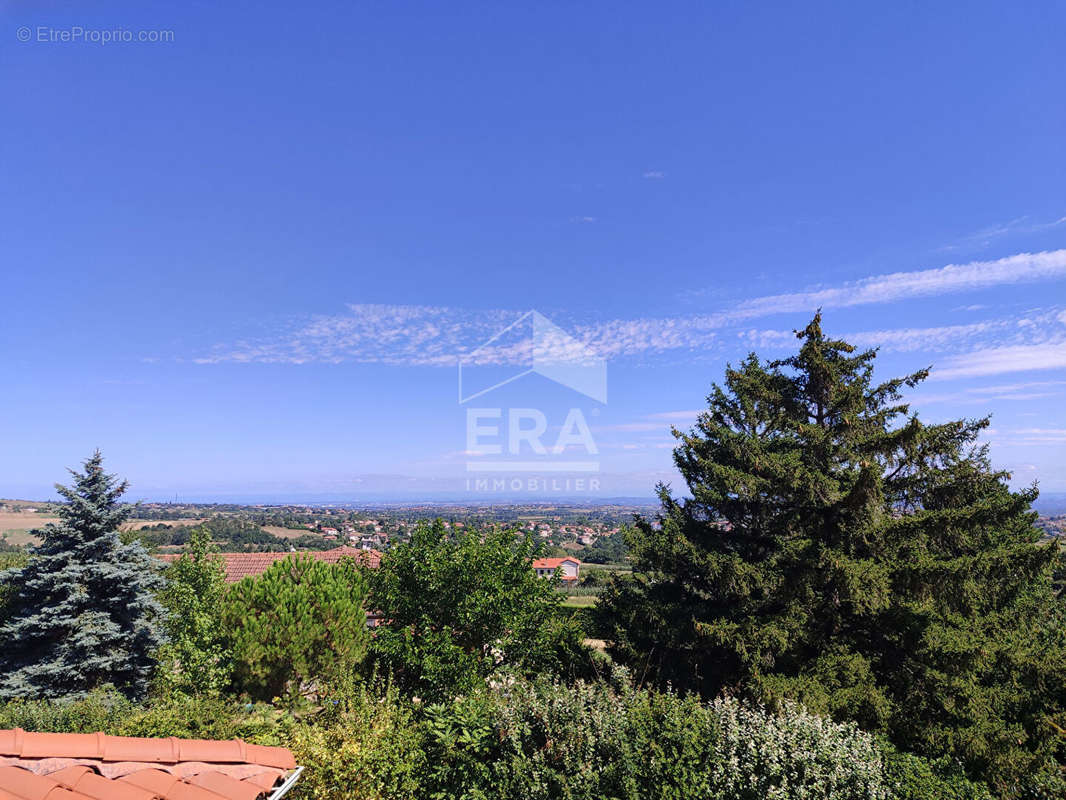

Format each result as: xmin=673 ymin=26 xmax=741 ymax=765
xmin=532 ymin=556 xmax=580 ymax=583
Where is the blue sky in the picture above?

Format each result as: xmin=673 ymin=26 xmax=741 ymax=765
xmin=1 ymin=1 xmax=1064 ymax=502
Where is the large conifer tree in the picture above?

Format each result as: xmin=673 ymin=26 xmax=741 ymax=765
xmin=598 ymin=314 xmax=1066 ymax=790
xmin=0 ymin=452 xmax=165 ymax=699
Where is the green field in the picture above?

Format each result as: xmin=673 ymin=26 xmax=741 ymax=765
xmin=562 ymin=595 xmax=598 ymax=608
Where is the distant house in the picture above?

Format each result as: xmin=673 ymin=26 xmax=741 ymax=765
xmin=159 ymin=545 xmax=381 ymax=583
xmin=532 ymin=556 xmax=580 ymax=582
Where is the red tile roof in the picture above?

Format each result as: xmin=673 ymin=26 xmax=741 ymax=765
xmin=160 ymin=546 xmax=381 ymax=583
xmin=532 ymin=557 xmax=580 ymax=569
xmin=0 ymin=730 xmax=297 ymax=800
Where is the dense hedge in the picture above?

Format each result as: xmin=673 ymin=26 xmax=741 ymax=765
xmin=0 ymin=678 xmax=993 ymax=800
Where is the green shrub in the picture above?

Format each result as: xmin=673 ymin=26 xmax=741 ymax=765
xmin=882 ymin=746 xmax=993 ymax=800
xmin=115 ymin=694 xmax=291 ymax=744
xmin=0 ymin=678 xmax=1010 ymax=800
xmin=286 ymin=683 xmax=424 ymax=800
xmin=420 ymin=678 xmax=896 ymax=800
xmin=707 ymin=696 xmax=889 ymax=800
xmin=0 ymin=686 xmax=134 ymax=733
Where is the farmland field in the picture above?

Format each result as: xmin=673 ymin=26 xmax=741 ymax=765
xmin=0 ymin=512 xmax=59 ymax=546
xmin=262 ymin=525 xmax=316 ymax=539
xmin=0 ymin=512 xmax=209 ymax=547
xmin=125 ymin=518 xmax=208 ymax=530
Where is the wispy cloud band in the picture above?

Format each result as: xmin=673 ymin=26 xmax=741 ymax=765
xmin=728 ymin=250 xmax=1066 ymax=318
xmin=192 ymin=250 xmax=1066 ymax=374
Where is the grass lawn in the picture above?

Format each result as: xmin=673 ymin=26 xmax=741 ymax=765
xmin=562 ymin=595 xmax=598 ymax=608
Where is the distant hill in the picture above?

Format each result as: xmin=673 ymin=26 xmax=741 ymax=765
xmin=1035 ymin=492 xmax=1066 ymax=516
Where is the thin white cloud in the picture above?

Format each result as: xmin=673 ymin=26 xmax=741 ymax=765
xmin=938 ymin=215 xmax=1066 ymax=252
xmin=740 ymin=321 xmax=1001 ymax=353
xmin=909 ymin=380 xmax=1066 ymax=406
xmin=934 ymin=342 xmax=1066 ymax=379
xmin=192 ymin=250 xmax=1066 ymax=367
xmin=642 ymin=170 xmax=666 ymax=179
xmin=728 ymin=250 xmax=1066 ymax=318
xmin=994 ymin=428 xmax=1066 ymax=445
xmin=596 ymin=422 xmax=666 ymax=432
xmin=194 ymin=304 xmax=522 ymax=366
xmin=648 ymin=410 xmax=703 ymax=420
xmin=598 ymin=410 xmax=701 ymax=435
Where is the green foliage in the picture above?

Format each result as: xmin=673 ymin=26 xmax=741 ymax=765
xmin=127 ymin=514 xmax=289 ymax=550
xmin=0 ymin=686 xmax=135 ymax=733
xmin=0 ymin=551 xmax=29 ymax=623
xmin=222 ymin=554 xmax=369 ymax=702
xmin=420 ymin=677 xmax=898 ymax=800
xmin=288 ymin=681 xmax=424 ymax=800
xmin=582 ymin=530 xmax=629 ymax=564
xmin=0 ymin=537 xmax=24 ymax=553
xmin=155 ymin=527 xmax=232 ymax=696
xmin=596 ymin=314 xmax=1066 ymax=791
xmin=0 ymin=678 xmax=1001 ymax=800
xmin=368 ymin=520 xmax=594 ymax=702
xmin=881 ymin=745 xmax=994 ymax=800
xmin=0 ymin=452 xmax=165 ymax=700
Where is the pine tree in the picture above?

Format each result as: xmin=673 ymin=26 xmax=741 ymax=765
xmin=597 ymin=314 xmax=1066 ymax=791
xmin=0 ymin=451 xmax=165 ymax=700
xmin=222 ymin=554 xmax=369 ymax=702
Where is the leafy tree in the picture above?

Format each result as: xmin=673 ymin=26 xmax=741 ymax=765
xmin=583 ymin=530 xmax=629 ymax=564
xmin=368 ymin=520 xmax=592 ymax=701
xmin=597 ymin=314 xmax=1066 ymax=791
xmin=222 ymin=554 xmax=369 ymax=702
xmin=156 ymin=527 xmax=232 ymax=696
xmin=0 ymin=451 xmax=165 ymax=700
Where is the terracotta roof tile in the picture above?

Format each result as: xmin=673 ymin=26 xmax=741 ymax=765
xmin=48 ymin=766 xmax=158 ymax=800
xmin=0 ymin=731 xmax=297 ymax=800
xmin=240 ymin=746 xmax=294 ymax=771
xmin=532 ymin=557 xmax=581 ymax=569
xmin=121 ymin=770 xmax=227 ymax=800
xmin=186 ymin=772 xmax=263 ymax=800
xmin=159 ymin=546 xmax=381 ymax=583
xmin=239 ymin=773 xmax=277 ymax=792
xmin=0 ymin=766 xmax=95 ymax=800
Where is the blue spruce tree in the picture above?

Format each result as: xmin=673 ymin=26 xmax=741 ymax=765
xmin=0 ymin=451 xmax=165 ymax=699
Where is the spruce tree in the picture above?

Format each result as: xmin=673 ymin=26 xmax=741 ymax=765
xmin=597 ymin=314 xmax=1066 ymax=791
xmin=0 ymin=451 xmax=165 ymax=700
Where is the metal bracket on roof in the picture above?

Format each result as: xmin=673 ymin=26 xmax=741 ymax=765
xmin=269 ymin=765 xmax=304 ymax=799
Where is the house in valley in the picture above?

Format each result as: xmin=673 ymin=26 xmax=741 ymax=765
xmin=532 ymin=556 xmax=580 ymax=582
